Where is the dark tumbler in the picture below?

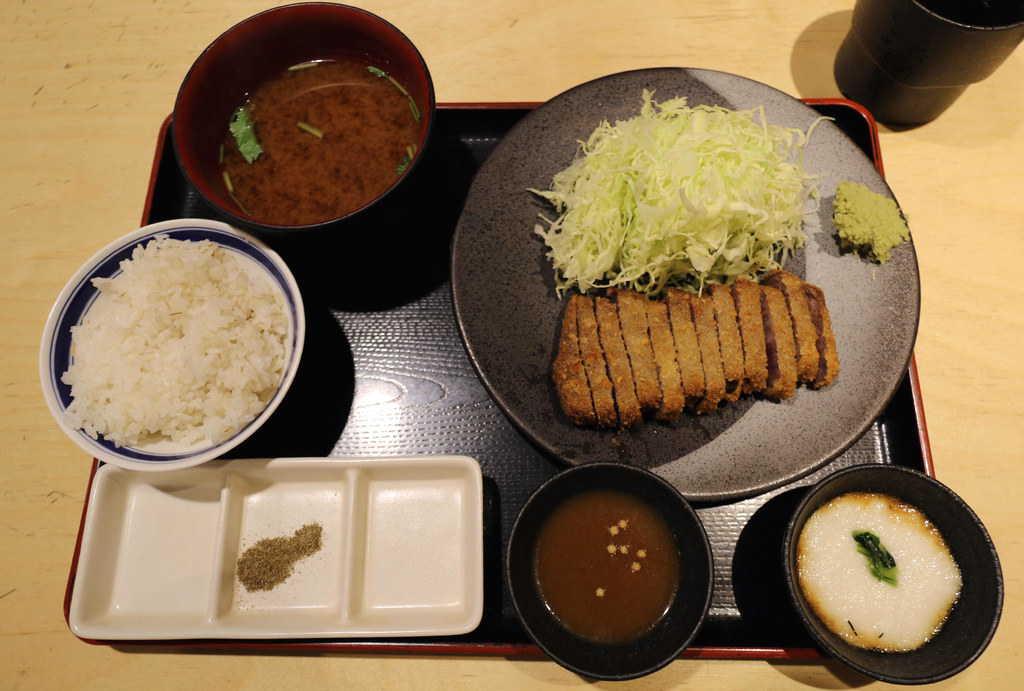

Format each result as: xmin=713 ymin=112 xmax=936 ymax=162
xmin=834 ymin=0 xmax=1024 ymax=125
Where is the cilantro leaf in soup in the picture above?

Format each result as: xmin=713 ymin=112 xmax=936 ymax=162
xmin=229 ymin=106 xmax=263 ymax=164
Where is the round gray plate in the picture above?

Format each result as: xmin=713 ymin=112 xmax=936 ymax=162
xmin=451 ymin=68 xmax=920 ymax=502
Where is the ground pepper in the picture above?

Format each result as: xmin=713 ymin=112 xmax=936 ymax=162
xmin=236 ymin=523 xmax=323 ymax=592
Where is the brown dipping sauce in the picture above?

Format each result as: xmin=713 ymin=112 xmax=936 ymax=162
xmin=221 ymin=58 xmax=421 ymax=225
xmin=533 ymin=488 xmax=680 ymax=645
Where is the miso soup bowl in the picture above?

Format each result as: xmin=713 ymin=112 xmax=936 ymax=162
xmin=783 ymin=464 xmax=1003 ymax=685
xmin=172 ymin=2 xmax=435 ymax=238
xmin=507 ymin=463 xmax=713 ymax=681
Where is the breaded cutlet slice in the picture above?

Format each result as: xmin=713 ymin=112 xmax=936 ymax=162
xmin=803 ymin=282 xmax=840 ymax=388
xmin=575 ymin=295 xmax=618 ymax=427
xmin=595 ymin=296 xmax=642 ymax=428
xmin=731 ymin=278 xmax=768 ymax=395
xmin=552 ymin=296 xmax=597 ymax=426
xmin=709 ymin=283 xmax=744 ymax=402
xmin=613 ymin=289 xmax=662 ymax=414
xmin=664 ymin=288 xmax=706 ymax=411
xmin=691 ymin=291 xmax=727 ymax=413
xmin=762 ymin=270 xmax=819 ymax=384
xmin=645 ymin=298 xmax=687 ymax=422
xmin=761 ymin=284 xmax=799 ymax=400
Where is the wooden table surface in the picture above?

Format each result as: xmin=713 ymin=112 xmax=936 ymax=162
xmin=2 ymin=1 xmax=1021 ymax=688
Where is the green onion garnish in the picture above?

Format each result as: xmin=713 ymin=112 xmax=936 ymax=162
xmin=221 ymin=170 xmax=248 ymax=214
xmin=396 ymin=143 xmax=417 ymax=175
xmin=297 ymin=121 xmax=324 ymax=139
xmin=368 ymin=65 xmax=421 ymax=122
xmin=228 ymin=189 xmax=249 ymax=216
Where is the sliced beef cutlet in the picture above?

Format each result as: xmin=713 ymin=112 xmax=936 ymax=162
xmin=613 ymin=289 xmax=662 ymax=414
xmin=762 ymin=270 xmax=819 ymax=384
xmin=760 ymin=284 xmax=799 ymax=400
xmin=552 ymin=295 xmax=597 ymax=426
xmin=644 ymin=297 xmax=687 ymax=422
xmin=595 ymin=296 xmax=642 ymax=428
xmin=709 ymin=283 xmax=745 ymax=402
xmin=690 ymin=291 xmax=727 ymax=413
xmin=575 ymin=295 xmax=618 ymax=427
xmin=552 ymin=275 xmax=840 ymax=429
xmin=664 ymin=288 xmax=706 ymax=411
xmin=731 ymin=279 xmax=768 ymax=395
xmin=803 ymin=282 xmax=840 ymax=388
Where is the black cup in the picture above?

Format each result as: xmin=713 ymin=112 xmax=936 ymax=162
xmin=835 ymin=0 xmax=1024 ymax=125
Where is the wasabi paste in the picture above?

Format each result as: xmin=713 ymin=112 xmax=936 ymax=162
xmin=833 ymin=181 xmax=909 ymax=263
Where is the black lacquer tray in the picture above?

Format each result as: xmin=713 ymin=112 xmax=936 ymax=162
xmin=65 ymin=100 xmax=932 ymax=658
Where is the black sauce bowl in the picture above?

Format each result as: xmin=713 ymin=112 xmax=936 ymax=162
xmin=783 ymin=464 xmax=1003 ymax=684
xmin=507 ymin=463 xmax=713 ymax=681
xmin=172 ymin=3 xmax=435 ymax=239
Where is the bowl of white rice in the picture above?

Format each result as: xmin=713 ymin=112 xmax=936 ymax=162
xmin=40 ymin=218 xmax=305 ymax=470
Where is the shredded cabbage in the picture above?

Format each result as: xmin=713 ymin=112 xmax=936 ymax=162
xmin=533 ymin=91 xmax=824 ymax=296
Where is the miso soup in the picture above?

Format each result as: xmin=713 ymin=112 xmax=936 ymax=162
xmin=532 ymin=489 xmax=680 ymax=645
xmin=220 ymin=58 xmax=422 ymax=225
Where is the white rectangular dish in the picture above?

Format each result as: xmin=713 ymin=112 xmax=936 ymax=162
xmin=68 ymin=456 xmax=484 ymax=640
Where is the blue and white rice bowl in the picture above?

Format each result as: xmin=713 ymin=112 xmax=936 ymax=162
xmin=40 ymin=218 xmax=305 ymax=471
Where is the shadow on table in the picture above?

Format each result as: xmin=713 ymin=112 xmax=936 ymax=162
xmin=790 ymin=11 xmax=851 ymax=102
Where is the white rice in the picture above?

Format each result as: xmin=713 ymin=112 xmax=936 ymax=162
xmin=61 ymin=235 xmax=289 ymax=448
